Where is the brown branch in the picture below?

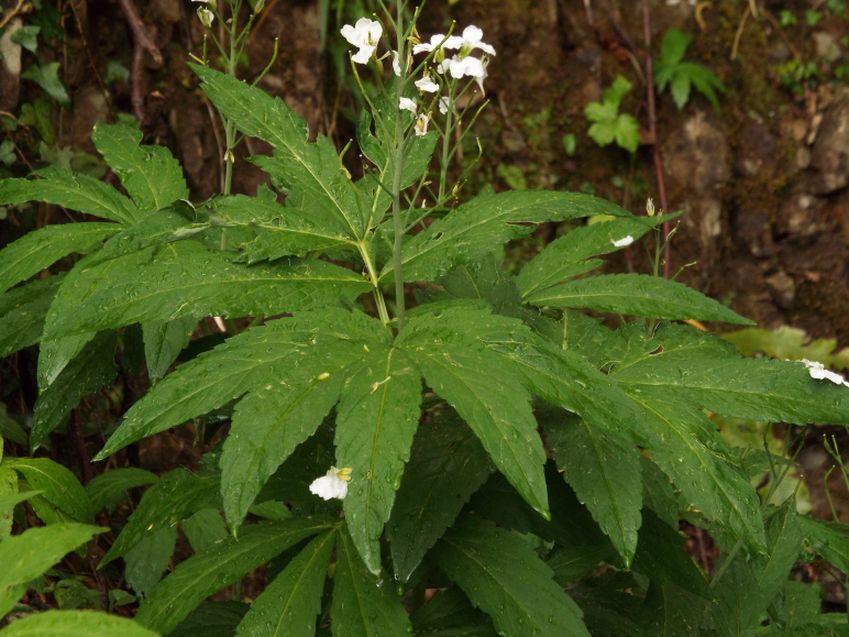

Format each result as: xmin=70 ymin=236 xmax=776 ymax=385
xmin=0 ymin=0 xmax=31 ymax=31
xmin=641 ymin=0 xmax=671 ymax=279
xmin=117 ymin=0 xmax=162 ymax=123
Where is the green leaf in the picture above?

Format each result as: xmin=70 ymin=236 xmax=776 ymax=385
xmin=182 ymin=508 xmax=228 ymax=554
xmin=614 ymin=114 xmax=640 ymax=153
xmin=21 ymin=62 xmax=69 ymax=103
xmin=604 ymin=75 xmax=632 ymax=107
xmin=331 ymin=524 xmax=411 ymax=636
xmin=124 ymin=526 xmax=177 ymax=597
xmin=614 ymin=323 xmax=849 ymax=424
xmin=0 ymin=223 xmax=119 ymax=295
xmin=0 ymin=523 xmax=102 ymax=601
xmin=192 ymin=64 xmax=369 ymax=239
xmin=624 ymin=390 xmax=766 ymax=551
xmin=0 ymin=610 xmax=159 ymax=637
xmin=399 ymin=307 xmax=549 ymax=520
xmin=31 ymin=332 xmax=116 ymax=448
xmin=212 ymin=195 xmax=356 ymax=263
xmin=411 ymin=587 xmax=498 ymax=636
xmin=431 ymin=517 xmax=590 ymax=637
xmin=135 ymin=518 xmax=331 ymax=635
xmin=37 ymin=334 xmax=95 ymax=391
xmin=0 ymin=406 xmax=26 ymax=447
xmin=387 ymin=414 xmax=493 ymax=582
xmin=171 ymin=602 xmax=249 ymax=637
xmin=670 ymin=71 xmax=691 ymax=110
xmin=236 ymin=531 xmax=335 ymax=637
xmin=800 ymin=517 xmax=849 ymax=575
xmin=142 ymin=316 xmax=196 ymax=381
xmin=0 ymin=468 xmax=19 ymax=540
xmin=99 ymin=309 xmax=384 ymax=460
xmin=91 ymin=123 xmax=188 ymax=213
xmin=547 ymin=415 xmax=642 ymax=566
xmin=11 ymin=25 xmax=40 ymax=53
xmin=516 ymin=214 xmax=671 ymax=298
xmin=99 ymin=468 xmax=219 ymax=567
xmin=0 ymin=167 xmax=138 ymax=224
xmin=221 ymin=369 xmax=342 ymax=531
xmin=527 ymin=273 xmax=753 ymax=325
xmin=42 ymin=240 xmax=370 ymax=341
xmin=336 ymin=346 xmax=422 ymax=574
xmin=385 ymin=190 xmax=635 ymax=283
xmin=659 ymin=29 xmax=692 ymax=67
xmin=685 ymin=63 xmax=725 ymax=111
xmin=85 ymin=467 xmax=158 ymax=512
xmin=0 ymin=275 xmax=63 ymax=358
xmin=3 ymin=457 xmax=92 ymax=523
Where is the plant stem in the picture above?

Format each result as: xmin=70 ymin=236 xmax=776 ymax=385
xmin=390 ymin=3 xmax=408 ymax=330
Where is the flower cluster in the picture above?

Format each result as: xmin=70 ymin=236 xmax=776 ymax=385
xmin=339 ymin=17 xmax=496 ymax=137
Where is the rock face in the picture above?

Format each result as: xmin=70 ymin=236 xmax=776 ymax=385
xmin=811 ymin=90 xmax=849 ymax=194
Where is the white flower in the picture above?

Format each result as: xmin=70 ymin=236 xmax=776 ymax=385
xmin=309 ymin=466 xmax=352 ymax=501
xmin=399 ymin=96 xmax=418 ymax=113
xmin=611 ymin=235 xmax=635 ymax=248
xmin=413 ymin=33 xmax=463 ymax=55
xmin=392 ymin=50 xmax=401 ymax=77
xmin=415 ymin=113 xmax=430 ymax=136
xmin=341 ymin=17 xmax=383 ymax=65
xmin=438 ymin=96 xmax=451 ymax=114
xmin=459 ymin=25 xmax=496 ymax=56
xmin=802 ymin=359 xmax=849 ymax=387
xmin=415 ymin=75 xmax=439 ymax=93
xmin=439 ymin=55 xmax=485 ymax=80
xmin=196 ymin=7 xmax=215 ymax=27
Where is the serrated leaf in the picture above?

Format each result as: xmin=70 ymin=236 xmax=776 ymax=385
xmin=432 ymin=517 xmax=590 ymax=637
xmin=124 ymin=525 xmax=177 ymax=597
xmin=547 ymin=415 xmax=642 ymax=566
xmin=670 ymin=71 xmax=691 ymax=110
xmin=221 ymin=369 xmax=343 ymax=531
xmin=399 ymin=307 xmax=549 ymax=519
xmin=0 ymin=610 xmax=159 ymax=637
xmin=236 ymin=530 xmax=335 ymax=637
xmin=0 ymin=275 xmax=63 ymax=358
xmin=0 ymin=223 xmax=119 ymax=295
xmin=3 ymin=457 xmax=92 ymax=523
xmin=384 ymin=190 xmax=635 ymax=283
xmin=614 ymin=114 xmax=640 ymax=153
xmin=43 ymin=240 xmax=369 ymax=341
xmin=517 ymin=215 xmax=669 ymax=298
xmin=182 ymin=508 xmax=228 ymax=554
xmin=212 ymin=195 xmax=357 ymax=263
xmin=192 ymin=64 xmax=369 ymax=239
xmin=388 ymin=415 xmax=493 ymax=582
xmin=614 ymin=323 xmax=849 ymax=424
xmin=135 ymin=519 xmax=330 ymax=635
xmin=0 ymin=167 xmax=139 ymax=224
xmin=142 ymin=316 xmax=196 ymax=381
xmin=99 ymin=309 xmax=385 ymax=459
xmin=37 ymin=334 xmax=95 ymax=391
xmin=85 ymin=467 xmax=158 ymax=512
xmin=625 ymin=390 xmax=766 ymax=551
xmin=528 ymin=273 xmax=753 ymax=324
xmin=92 ymin=123 xmax=188 ymax=213
xmin=686 ymin=63 xmax=725 ymax=111
xmin=0 ymin=523 xmax=102 ymax=600
xmin=99 ymin=468 xmax=219 ymax=567
xmin=331 ymin=524 xmax=411 ymax=636
xmin=31 ymin=332 xmax=116 ymax=448
xmin=336 ymin=346 xmax=422 ymax=574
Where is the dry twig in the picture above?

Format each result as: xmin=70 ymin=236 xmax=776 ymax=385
xmin=117 ymin=0 xmax=162 ymax=122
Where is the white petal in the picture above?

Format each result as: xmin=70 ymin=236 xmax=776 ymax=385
xmin=351 ymin=45 xmax=376 ymax=65
xmin=451 ymin=56 xmax=484 ymax=79
xmin=462 ymin=25 xmax=483 ymax=43
xmin=309 ymin=467 xmax=349 ymax=500
xmin=475 ymin=41 xmax=496 ymax=56
xmin=392 ymin=51 xmax=401 ymax=76
xmin=438 ymin=96 xmax=451 ymax=114
xmin=611 ymin=235 xmax=635 ymax=247
xmin=340 ymin=24 xmax=358 ymax=45
xmin=442 ymin=35 xmax=464 ymax=50
xmin=415 ymin=76 xmax=439 ymax=93
xmin=399 ymin=96 xmax=418 ymax=113
xmin=361 ymin=18 xmax=383 ymax=44
xmin=412 ymin=42 xmax=434 ymax=55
